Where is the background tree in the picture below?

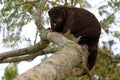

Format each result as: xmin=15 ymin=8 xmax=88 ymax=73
xmin=0 ymin=0 xmax=120 ymax=80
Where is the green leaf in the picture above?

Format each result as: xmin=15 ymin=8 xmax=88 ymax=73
xmin=100 ymin=13 xmax=115 ymax=33
xmin=114 ymin=31 xmax=120 ymax=38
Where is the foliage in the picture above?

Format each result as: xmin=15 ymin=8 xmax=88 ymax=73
xmin=98 ymin=0 xmax=120 ymax=54
xmin=0 ymin=0 xmax=38 ymax=47
xmin=2 ymin=63 xmax=18 ymax=80
xmin=99 ymin=0 xmax=120 ymax=35
xmin=93 ymin=47 xmax=120 ymax=80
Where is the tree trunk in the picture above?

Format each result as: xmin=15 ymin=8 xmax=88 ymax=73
xmin=14 ymin=31 xmax=89 ymax=80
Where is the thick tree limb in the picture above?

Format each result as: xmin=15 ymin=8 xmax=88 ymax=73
xmin=0 ymin=53 xmax=40 ymax=63
xmin=0 ymin=45 xmax=58 ymax=63
xmin=0 ymin=41 xmax=49 ymax=61
xmin=14 ymin=31 xmax=89 ymax=80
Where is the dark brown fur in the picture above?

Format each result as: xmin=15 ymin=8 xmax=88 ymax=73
xmin=48 ymin=6 xmax=101 ymax=76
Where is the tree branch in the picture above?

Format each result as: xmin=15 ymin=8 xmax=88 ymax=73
xmin=0 ymin=41 xmax=49 ymax=61
xmin=14 ymin=31 xmax=89 ymax=80
xmin=0 ymin=53 xmax=40 ymax=63
xmin=0 ymin=45 xmax=58 ymax=63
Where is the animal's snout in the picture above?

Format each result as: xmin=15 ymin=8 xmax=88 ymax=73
xmin=57 ymin=18 xmax=62 ymax=23
xmin=51 ymin=23 xmax=57 ymax=28
xmin=53 ymin=23 xmax=57 ymax=26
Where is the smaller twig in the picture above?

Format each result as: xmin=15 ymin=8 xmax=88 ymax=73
xmin=34 ymin=31 xmax=38 ymax=44
xmin=15 ymin=0 xmax=40 ymax=6
xmin=85 ymin=66 xmax=94 ymax=80
xmin=65 ymin=0 xmax=68 ymax=6
xmin=14 ymin=10 xmax=27 ymax=17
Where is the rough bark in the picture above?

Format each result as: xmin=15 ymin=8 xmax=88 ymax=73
xmin=0 ymin=41 xmax=49 ymax=61
xmin=14 ymin=31 xmax=89 ymax=80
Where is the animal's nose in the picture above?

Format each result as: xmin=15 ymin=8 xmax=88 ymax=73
xmin=57 ymin=19 xmax=62 ymax=23
xmin=53 ymin=23 xmax=56 ymax=26
xmin=51 ymin=23 xmax=57 ymax=28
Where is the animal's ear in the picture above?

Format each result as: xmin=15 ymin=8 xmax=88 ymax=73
xmin=48 ymin=10 xmax=52 ymax=16
xmin=48 ymin=11 xmax=50 ymax=15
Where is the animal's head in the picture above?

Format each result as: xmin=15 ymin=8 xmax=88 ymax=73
xmin=48 ymin=6 xmax=67 ymax=32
